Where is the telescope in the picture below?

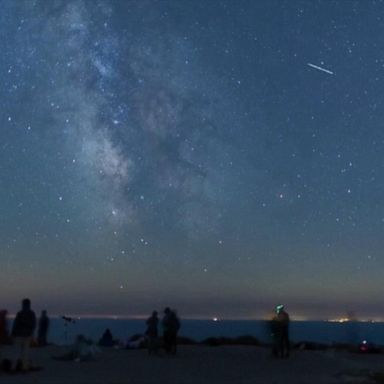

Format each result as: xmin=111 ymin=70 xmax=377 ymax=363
xmin=62 ymin=315 xmax=76 ymax=343
xmin=62 ymin=315 xmax=76 ymax=323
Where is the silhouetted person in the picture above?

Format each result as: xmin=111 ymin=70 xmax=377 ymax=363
xmin=98 ymin=328 xmax=114 ymax=347
xmin=276 ymin=304 xmax=290 ymax=358
xmin=146 ymin=311 xmax=159 ymax=355
xmin=0 ymin=310 xmax=10 ymax=345
xmin=38 ymin=310 xmax=49 ymax=347
xmin=162 ymin=308 xmax=180 ymax=355
xmin=269 ymin=313 xmax=280 ymax=357
xmin=0 ymin=310 xmax=10 ymax=369
xmin=11 ymin=298 xmax=36 ymax=371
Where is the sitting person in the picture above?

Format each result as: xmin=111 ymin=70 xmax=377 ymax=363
xmin=53 ymin=335 xmax=100 ymax=362
xmin=126 ymin=335 xmax=146 ymax=349
xmin=98 ymin=328 xmax=115 ymax=347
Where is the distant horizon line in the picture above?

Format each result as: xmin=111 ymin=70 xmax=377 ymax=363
xmin=6 ymin=313 xmax=384 ymax=323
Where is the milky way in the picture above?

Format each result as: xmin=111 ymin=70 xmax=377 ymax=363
xmin=1 ymin=0 xmax=384 ymax=319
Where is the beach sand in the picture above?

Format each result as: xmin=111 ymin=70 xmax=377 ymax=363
xmin=0 ymin=345 xmax=381 ymax=383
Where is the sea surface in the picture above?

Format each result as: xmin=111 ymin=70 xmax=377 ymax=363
xmin=31 ymin=318 xmax=384 ymax=346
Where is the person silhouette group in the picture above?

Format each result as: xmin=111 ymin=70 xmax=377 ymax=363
xmin=145 ymin=307 xmax=180 ymax=355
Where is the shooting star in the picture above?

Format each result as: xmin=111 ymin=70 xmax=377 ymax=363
xmin=307 ymin=63 xmax=334 ymax=75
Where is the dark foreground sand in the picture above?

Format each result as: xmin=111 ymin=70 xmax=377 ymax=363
xmin=0 ymin=345 xmax=382 ymax=384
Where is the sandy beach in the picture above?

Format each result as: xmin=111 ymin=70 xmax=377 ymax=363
xmin=0 ymin=345 xmax=382 ymax=384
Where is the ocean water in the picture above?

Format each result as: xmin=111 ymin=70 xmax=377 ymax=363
xmin=28 ymin=318 xmax=384 ymax=346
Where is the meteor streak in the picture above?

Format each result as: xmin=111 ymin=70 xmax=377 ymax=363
xmin=307 ymin=63 xmax=334 ymax=75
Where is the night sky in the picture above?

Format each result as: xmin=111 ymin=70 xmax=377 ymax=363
xmin=1 ymin=0 xmax=384 ymax=320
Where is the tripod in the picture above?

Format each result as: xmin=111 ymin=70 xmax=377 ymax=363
xmin=62 ymin=316 xmax=76 ymax=344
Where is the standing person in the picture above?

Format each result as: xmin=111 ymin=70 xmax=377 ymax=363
xmin=162 ymin=308 xmax=173 ymax=354
xmin=145 ymin=311 xmax=159 ymax=355
xmin=0 ymin=310 xmax=10 ymax=345
xmin=276 ymin=304 xmax=290 ymax=358
xmin=162 ymin=308 xmax=180 ymax=355
xmin=11 ymin=298 xmax=36 ymax=371
xmin=37 ymin=310 xmax=49 ymax=347
xmin=169 ymin=310 xmax=180 ymax=354
xmin=269 ymin=311 xmax=280 ymax=357
xmin=0 ymin=310 xmax=10 ymax=367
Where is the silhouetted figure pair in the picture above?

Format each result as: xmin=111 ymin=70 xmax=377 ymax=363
xmin=11 ymin=298 xmax=36 ymax=372
xmin=271 ymin=305 xmax=290 ymax=358
xmin=145 ymin=311 xmax=159 ymax=355
xmin=162 ymin=308 xmax=180 ymax=355
xmin=38 ymin=310 xmax=49 ymax=347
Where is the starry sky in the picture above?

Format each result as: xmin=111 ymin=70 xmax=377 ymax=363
xmin=1 ymin=0 xmax=384 ymax=320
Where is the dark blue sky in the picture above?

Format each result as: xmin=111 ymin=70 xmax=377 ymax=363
xmin=1 ymin=0 xmax=384 ymax=319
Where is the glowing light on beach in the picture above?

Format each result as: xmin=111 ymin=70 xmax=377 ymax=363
xmin=327 ymin=317 xmax=350 ymax=323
